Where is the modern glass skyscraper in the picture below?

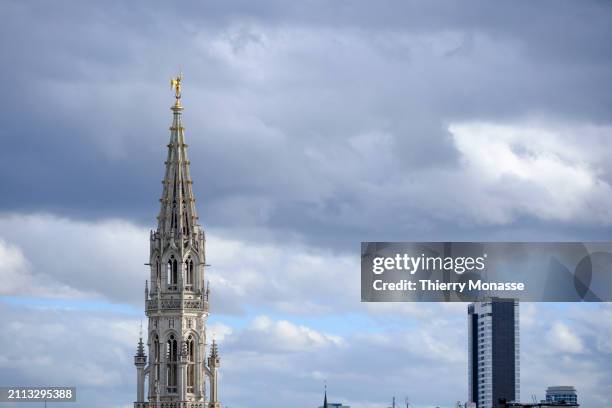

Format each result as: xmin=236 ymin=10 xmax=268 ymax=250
xmin=468 ymin=298 xmax=520 ymax=408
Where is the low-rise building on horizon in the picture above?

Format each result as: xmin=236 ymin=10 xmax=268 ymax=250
xmin=318 ymin=386 xmax=350 ymax=408
xmin=502 ymin=402 xmax=578 ymax=408
xmin=545 ymin=386 xmax=577 ymax=405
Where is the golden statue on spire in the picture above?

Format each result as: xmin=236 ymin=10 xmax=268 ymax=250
xmin=170 ymin=73 xmax=183 ymax=106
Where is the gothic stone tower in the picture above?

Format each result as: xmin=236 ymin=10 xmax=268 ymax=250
xmin=134 ymin=76 xmax=221 ymax=408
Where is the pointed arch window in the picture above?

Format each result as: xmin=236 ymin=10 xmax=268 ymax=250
xmin=166 ymin=334 xmax=178 ymax=393
xmin=171 ymin=201 xmax=178 ymax=230
xmin=182 ymin=202 xmax=189 ymax=236
xmin=167 ymin=255 xmax=178 ymax=291
xmin=152 ymin=333 xmax=160 ymax=382
xmin=186 ymin=335 xmax=195 ymax=393
xmin=170 ymin=177 xmax=179 ymax=231
xmin=155 ymin=257 xmax=161 ymax=291
xmin=186 ymin=256 xmax=194 ymax=291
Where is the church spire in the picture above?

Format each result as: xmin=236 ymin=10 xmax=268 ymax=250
xmin=157 ymin=74 xmax=200 ymax=240
xmin=323 ymin=382 xmax=328 ymax=408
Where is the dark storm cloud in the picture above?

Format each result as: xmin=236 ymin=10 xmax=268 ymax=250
xmin=1 ymin=0 xmax=612 ymax=250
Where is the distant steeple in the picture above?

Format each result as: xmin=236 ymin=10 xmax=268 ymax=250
xmin=158 ymin=73 xmax=199 ymax=240
xmin=323 ymin=382 xmax=328 ymax=408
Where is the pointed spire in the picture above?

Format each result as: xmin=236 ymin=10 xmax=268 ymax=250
xmin=323 ymin=381 xmax=328 ymax=408
xmin=136 ymin=337 xmax=145 ymax=356
xmin=210 ymin=338 xmax=219 ymax=359
xmin=136 ymin=321 xmax=145 ymax=358
xmin=158 ymin=74 xmax=200 ymax=240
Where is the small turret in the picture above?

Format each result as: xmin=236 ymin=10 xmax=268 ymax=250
xmin=208 ymin=339 xmax=221 ymax=408
xmin=134 ymin=329 xmax=147 ymax=403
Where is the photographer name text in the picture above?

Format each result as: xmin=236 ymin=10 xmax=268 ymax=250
xmin=372 ymin=279 xmax=525 ymax=292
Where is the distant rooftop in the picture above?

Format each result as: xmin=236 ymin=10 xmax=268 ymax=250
xmin=547 ymin=386 xmax=576 ymax=392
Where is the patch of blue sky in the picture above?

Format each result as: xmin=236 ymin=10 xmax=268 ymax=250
xmin=0 ymin=297 xmax=396 ymax=336
xmin=0 ymin=295 xmax=141 ymax=315
xmin=209 ymin=308 xmax=416 ymax=336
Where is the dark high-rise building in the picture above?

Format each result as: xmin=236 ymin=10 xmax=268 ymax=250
xmin=468 ymin=298 xmax=520 ymax=408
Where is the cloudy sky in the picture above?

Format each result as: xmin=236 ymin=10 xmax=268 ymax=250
xmin=1 ymin=1 xmax=612 ymax=407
